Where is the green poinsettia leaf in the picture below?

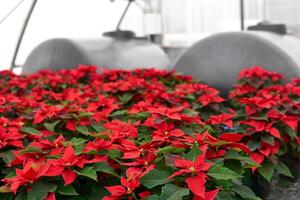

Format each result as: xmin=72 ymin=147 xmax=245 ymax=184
xmin=247 ymin=140 xmax=260 ymax=151
xmin=134 ymin=112 xmax=151 ymax=120
xmin=140 ymin=169 xmax=170 ymax=189
xmin=14 ymin=193 xmax=27 ymax=200
xmin=232 ymin=184 xmax=261 ymax=200
xmin=159 ymin=184 xmax=189 ymax=200
xmin=119 ymin=93 xmax=133 ymax=103
xmin=275 ymin=161 xmax=293 ymax=178
xmin=261 ymin=135 xmax=274 ymax=146
xmin=258 ymin=161 xmax=275 ymax=182
xmin=182 ymin=108 xmax=198 ymax=117
xmin=44 ymin=120 xmax=60 ymax=132
xmin=158 ymin=146 xmax=185 ymax=154
xmin=0 ymin=193 xmax=13 ymax=199
xmin=224 ymin=150 xmax=257 ymax=166
xmin=21 ymin=127 xmax=40 ymax=135
xmin=20 ymin=146 xmax=43 ymax=155
xmin=78 ymin=112 xmax=93 ymax=118
xmin=86 ymin=184 xmax=109 ymax=200
xmin=284 ymin=126 xmax=297 ymax=139
xmin=109 ymin=110 xmax=128 ymax=117
xmin=76 ymin=126 xmax=90 ymax=135
xmin=58 ymin=184 xmax=78 ymax=196
xmin=70 ymin=137 xmax=87 ymax=145
xmin=215 ymin=191 xmax=234 ymax=200
xmin=99 ymin=149 xmax=122 ymax=160
xmin=27 ymin=182 xmax=57 ymax=200
xmin=185 ymin=93 xmax=196 ymax=100
xmin=208 ymin=165 xmax=242 ymax=180
xmin=146 ymin=194 xmax=160 ymax=200
xmin=69 ymin=137 xmax=87 ymax=155
xmin=0 ymin=151 xmax=15 ymax=165
xmin=76 ymin=166 xmax=98 ymax=181
xmin=93 ymin=162 xmax=118 ymax=177
xmin=183 ymin=143 xmax=202 ymax=161
xmin=224 ymin=160 xmax=243 ymax=175
xmin=91 ymin=123 xmax=106 ymax=133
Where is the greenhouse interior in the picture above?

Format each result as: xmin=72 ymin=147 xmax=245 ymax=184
xmin=1 ymin=0 xmax=300 ymax=199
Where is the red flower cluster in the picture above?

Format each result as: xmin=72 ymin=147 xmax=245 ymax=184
xmin=0 ymin=65 xmax=297 ymax=200
xmin=229 ymin=66 xmax=300 ymax=177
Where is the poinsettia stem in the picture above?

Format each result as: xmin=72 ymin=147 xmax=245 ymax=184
xmin=132 ymin=192 xmax=138 ymax=200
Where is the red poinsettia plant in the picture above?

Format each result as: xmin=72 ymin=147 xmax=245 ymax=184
xmin=0 ymin=65 xmax=298 ymax=200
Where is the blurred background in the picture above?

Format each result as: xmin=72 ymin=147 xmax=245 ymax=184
xmin=1 ymin=0 xmax=300 ymax=71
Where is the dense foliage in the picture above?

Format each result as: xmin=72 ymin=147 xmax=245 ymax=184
xmin=0 ymin=65 xmax=299 ymax=200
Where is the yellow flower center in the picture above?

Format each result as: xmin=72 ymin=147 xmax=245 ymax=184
xmin=189 ymin=166 xmax=196 ymax=172
xmin=127 ymin=187 xmax=132 ymax=194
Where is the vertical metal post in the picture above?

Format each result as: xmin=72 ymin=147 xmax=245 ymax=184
xmin=116 ymin=0 xmax=133 ymax=31
xmin=10 ymin=0 xmax=38 ymax=70
xmin=262 ymin=0 xmax=268 ymax=21
xmin=240 ymin=0 xmax=245 ymax=30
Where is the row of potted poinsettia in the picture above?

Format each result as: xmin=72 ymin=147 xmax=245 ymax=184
xmin=0 ymin=65 xmax=298 ymax=200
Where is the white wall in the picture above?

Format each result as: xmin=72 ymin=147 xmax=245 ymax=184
xmin=161 ymin=0 xmax=265 ymax=47
xmin=266 ymin=0 xmax=300 ymax=35
xmin=1 ymin=0 xmax=300 ymax=71
xmin=0 ymin=0 xmax=144 ymax=70
xmin=0 ymin=0 xmax=32 ymax=70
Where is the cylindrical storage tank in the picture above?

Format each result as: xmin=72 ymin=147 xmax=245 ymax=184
xmin=22 ymin=36 xmax=170 ymax=74
xmin=173 ymin=31 xmax=300 ymax=94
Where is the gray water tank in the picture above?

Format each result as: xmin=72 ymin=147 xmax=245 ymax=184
xmin=173 ymin=31 xmax=300 ymax=93
xmin=22 ymin=37 xmax=170 ymax=74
